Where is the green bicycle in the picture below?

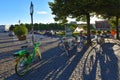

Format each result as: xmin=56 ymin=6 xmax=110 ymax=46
xmin=13 ymin=42 xmax=42 ymax=76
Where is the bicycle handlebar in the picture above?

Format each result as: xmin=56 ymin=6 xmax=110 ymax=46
xmin=34 ymin=42 xmax=41 ymax=47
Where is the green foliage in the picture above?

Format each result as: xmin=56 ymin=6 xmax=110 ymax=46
xmin=95 ymin=0 xmax=120 ymax=39
xmin=72 ymin=32 xmax=79 ymax=36
xmin=97 ymin=31 xmax=102 ymax=34
xmin=48 ymin=0 xmax=96 ymax=22
xmin=14 ymin=25 xmax=28 ymax=37
xmin=9 ymin=25 xmax=15 ymax=31
xmin=78 ymin=24 xmax=94 ymax=31
xmin=107 ymin=30 xmax=111 ymax=34
xmin=96 ymin=0 xmax=120 ymax=17
xmin=57 ymin=31 xmax=80 ymax=37
xmin=56 ymin=31 xmax=65 ymax=37
xmin=82 ymin=25 xmax=87 ymax=31
xmin=90 ymin=24 xmax=95 ymax=29
xmin=91 ymin=30 xmax=96 ymax=35
xmin=48 ymin=0 xmax=120 ymax=42
xmin=109 ymin=20 xmax=116 ymax=28
xmin=68 ymin=24 xmax=77 ymax=32
xmin=25 ymin=23 xmax=32 ymax=31
xmin=30 ymin=23 xmax=65 ymax=30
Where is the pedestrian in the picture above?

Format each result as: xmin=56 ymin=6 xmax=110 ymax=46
xmin=97 ymin=33 xmax=102 ymax=44
xmin=50 ymin=30 xmax=54 ymax=38
xmin=77 ymin=31 xmax=84 ymax=47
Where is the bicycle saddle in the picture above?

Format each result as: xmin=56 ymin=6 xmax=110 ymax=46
xmin=21 ymin=45 xmax=28 ymax=49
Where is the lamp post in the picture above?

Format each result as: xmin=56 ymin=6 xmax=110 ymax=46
xmin=18 ymin=20 xmax=20 ymax=25
xmin=30 ymin=1 xmax=34 ymax=44
xmin=65 ymin=24 xmax=67 ymax=37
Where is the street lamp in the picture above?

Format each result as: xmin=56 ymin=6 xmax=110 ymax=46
xmin=30 ymin=2 xmax=34 ymax=16
xmin=18 ymin=20 xmax=20 ymax=25
xmin=30 ymin=1 xmax=34 ymax=44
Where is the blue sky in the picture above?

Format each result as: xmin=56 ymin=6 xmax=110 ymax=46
xmin=0 ymin=0 xmax=103 ymax=25
xmin=0 ymin=0 xmax=54 ymax=25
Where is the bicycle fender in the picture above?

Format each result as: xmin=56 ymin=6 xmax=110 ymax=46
xmin=14 ymin=58 xmax=20 ymax=65
xmin=13 ymin=50 xmax=29 ymax=57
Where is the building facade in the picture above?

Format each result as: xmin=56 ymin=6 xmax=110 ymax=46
xmin=0 ymin=25 xmax=10 ymax=32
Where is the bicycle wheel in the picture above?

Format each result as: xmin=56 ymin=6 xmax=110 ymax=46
xmin=77 ymin=43 xmax=82 ymax=49
xmin=58 ymin=42 xmax=65 ymax=51
xmin=36 ymin=47 xmax=42 ymax=59
xmin=15 ymin=56 xmax=29 ymax=76
xmin=65 ymin=49 xmax=70 ymax=56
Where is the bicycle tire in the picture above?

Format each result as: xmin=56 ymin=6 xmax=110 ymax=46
xmin=65 ymin=49 xmax=70 ymax=56
xmin=58 ymin=42 xmax=65 ymax=51
xmin=15 ymin=56 xmax=29 ymax=76
xmin=77 ymin=43 xmax=83 ymax=49
xmin=36 ymin=47 xmax=42 ymax=60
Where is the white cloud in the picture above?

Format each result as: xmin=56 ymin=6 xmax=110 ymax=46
xmin=37 ymin=11 xmax=48 ymax=14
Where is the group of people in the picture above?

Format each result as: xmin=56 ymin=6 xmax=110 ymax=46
xmin=44 ymin=30 xmax=57 ymax=38
xmin=64 ymin=30 xmax=116 ymax=46
xmin=76 ymin=31 xmax=105 ymax=45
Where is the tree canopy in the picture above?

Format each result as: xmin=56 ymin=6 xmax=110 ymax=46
xmin=49 ymin=0 xmax=98 ymax=44
xmin=95 ymin=0 xmax=120 ymax=39
xmin=49 ymin=0 xmax=120 ymax=42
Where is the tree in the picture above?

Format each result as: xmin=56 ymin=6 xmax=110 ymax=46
xmin=25 ymin=23 xmax=31 ymax=32
xmin=9 ymin=25 xmax=15 ymax=31
xmin=95 ymin=0 xmax=120 ymax=39
xmin=34 ymin=23 xmax=39 ymax=30
xmin=14 ymin=25 xmax=28 ymax=40
xmin=49 ymin=0 xmax=97 ymax=44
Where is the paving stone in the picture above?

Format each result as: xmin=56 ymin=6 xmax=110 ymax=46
xmin=0 ymin=33 xmax=120 ymax=80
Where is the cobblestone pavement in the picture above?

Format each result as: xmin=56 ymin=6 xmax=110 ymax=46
xmin=69 ymin=38 xmax=120 ymax=80
xmin=0 ymin=33 xmax=120 ymax=80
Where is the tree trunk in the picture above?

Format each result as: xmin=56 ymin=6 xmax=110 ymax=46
xmin=116 ymin=16 xmax=119 ymax=39
xmin=17 ymin=36 xmax=26 ymax=41
xmin=86 ymin=13 xmax=91 ymax=44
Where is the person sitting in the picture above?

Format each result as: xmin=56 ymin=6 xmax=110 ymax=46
xmin=96 ymin=33 xmax=104 ymax=44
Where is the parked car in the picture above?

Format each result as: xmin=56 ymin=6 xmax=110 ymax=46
xmin=8 ymin=32 xmax=15 ymax=37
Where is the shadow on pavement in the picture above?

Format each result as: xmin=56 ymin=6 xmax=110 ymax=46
xmin=99 ymin=43 xmax=118 ymax=80
xmin=82 ymin=43 xmax=119 ymax=80
xmin=0 ymin=41 xmax=27 ymax=48
xmin=0 ymin=38 xmax=18 ymax=44
xmin=4 ymin=44 xmax=89 ymax=80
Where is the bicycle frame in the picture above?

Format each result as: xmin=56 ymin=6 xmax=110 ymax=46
xmin=59 ymin=37 xmax=77 ymax=56
xmin=13 ymin=42 xmax=41 ymax=65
